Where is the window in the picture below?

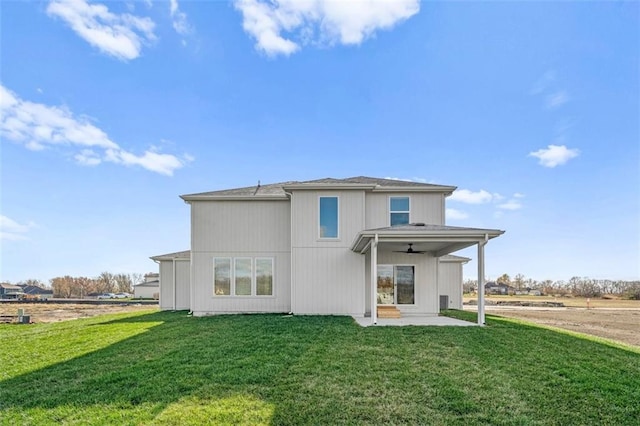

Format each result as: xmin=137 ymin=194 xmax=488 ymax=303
xmin=214 ymin=258 xmax=231 ymax=295
xmin=256 ymin=258 xmax=273 ymax=296
xmin=319 ymin=196 xmax=339 ymax=238
xmin=234 ymin=258 xmax=252 ymax=296
xmin=390 ymin=196 xmax=410 ymax=226
xmin=213 ymin=257 xmax=274 ymax=296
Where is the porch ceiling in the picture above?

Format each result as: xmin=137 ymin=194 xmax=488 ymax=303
xmin=350 ymin=224 xmax=504 ymax=257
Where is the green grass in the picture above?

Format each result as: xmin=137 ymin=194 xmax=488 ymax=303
xmin=1 ymin=310 xmax=638 ymax=425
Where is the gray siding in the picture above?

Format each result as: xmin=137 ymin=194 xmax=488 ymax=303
xmin=190 ymin=200 xmax=291 ymax=316
xmin=290 ymin=190 xmax=366 ymax=315
xmin=438 ymin=261 xmax=463 ymax=310
xmin=159 ymin=260 xmax=174 ymax=310
xmin=175 ymin=259 xmax=190 ymax=310
xmin=365 ymin=193 xmax=445 ymax=228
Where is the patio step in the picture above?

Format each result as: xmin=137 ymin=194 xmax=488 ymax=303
xmin=377 ymin=305 xmax=401 ymax=318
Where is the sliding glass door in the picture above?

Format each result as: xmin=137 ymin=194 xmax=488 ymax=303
xmin=377 ymin=265 xmax=415 ymax=305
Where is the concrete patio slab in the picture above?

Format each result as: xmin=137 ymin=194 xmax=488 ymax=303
xmin=352 ymin=315 xmax=477 ymax=327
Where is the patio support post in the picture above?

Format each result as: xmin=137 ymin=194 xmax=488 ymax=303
xmin=477 ymin=234 xmax=488 ymax=326
xmin=371 ymin=234 xmax=378 ymax=325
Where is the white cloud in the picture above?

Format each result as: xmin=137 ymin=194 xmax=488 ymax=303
xmin=0 ymin=216 xmax=36 ymax=241
xmin=170 ymin=0 xmax=192 ymax=37
xmin=513 ymin=192 xmax=525 ymax=198
xmin=530 ymin=70 xmax=555 ymax=95
xmin=446 ymin=208 xmax=469 ymax=220
xmin=234 ymin=0 xmax=420 ymax=56
xmin=546 ymin=91 xmax=569 ymax=109
xmin=47 ymin=0 xmax=156 ymax=61
xmin=529 ymin=144 xmax=580 ymax=168
xmin=449 ymin=189 xmax=493 ymax=204
xmin=0 ymin=84 xmax=191 ymax=176
xmin=498 ymin=200 xmax=522 ymax=211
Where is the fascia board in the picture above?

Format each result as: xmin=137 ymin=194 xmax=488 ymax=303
xmin=180 ymin=195 xmax=290 ymax=201
xmin=282 ymin=183 xmax=377 ymax=191
xmin=371 ymin=185 xmax=457 ymax=194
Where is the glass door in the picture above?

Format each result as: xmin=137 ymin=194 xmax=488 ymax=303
xmin=377 ymin=265 xmax=415 ymax=305
xmin=377 ymin=265 xmax=394 ymax=304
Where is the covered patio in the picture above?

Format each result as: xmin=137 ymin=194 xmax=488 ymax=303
xmin=350 ymin=223 xmax=504 ymax=326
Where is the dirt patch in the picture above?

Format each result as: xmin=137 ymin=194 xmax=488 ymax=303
xmin=484 ymin=308 xmax=640 ymax=347
xmin=0 ymin=303 xmax=158 ymax=323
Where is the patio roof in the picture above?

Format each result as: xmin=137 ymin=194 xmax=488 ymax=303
xmin=350 ymin=223 xmax=504 ymax=257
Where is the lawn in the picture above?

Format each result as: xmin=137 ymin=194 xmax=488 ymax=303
xmin=1 ymin=310 xmax=638 ymax=425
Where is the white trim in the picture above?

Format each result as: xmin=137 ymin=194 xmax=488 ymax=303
xmin=389 ymin=196 xmax=410 ymax=226
xmin=318 ymin=195 xmax=340 ymax=239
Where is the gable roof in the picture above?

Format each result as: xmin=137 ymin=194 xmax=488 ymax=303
xmin=181 ymin=176 xmax=456 ymax=201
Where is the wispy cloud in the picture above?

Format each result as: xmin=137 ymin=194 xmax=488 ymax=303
xmin=529 ymin=144 xmax=580 ymax=168
xmin=449 ymin=189 xmax=494 ymax=204
xmin=446 ymin=208 xmax=469 ymax=220
xmin=170 ymin=0 xmax=192 ymax=39
xmin=47 ymin=0 xmax=156 ymax=61
xmin=546 ymin=90 xmax=569 ymax=109
xmin=234 ymin=0 xmax=420 ymax=56
xmin=0 ymin=84 xmax=192 ymax=176
xmin=0 ymin=216 xmax=36 ymax=241
xmin=497 ymin=199 xmax=522 ymax=211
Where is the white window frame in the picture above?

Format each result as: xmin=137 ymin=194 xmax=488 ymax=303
xmin=234 ymin=257 xmax=253 ymax=296
xmin=213 ymin=257 xmax=275 ymax=297
xmin=377 ymin=263 xmax=416 ymax=305
xmin=318 ymin=195 xmax=339 ymax=239
xmin=389 ymin=196 xmax=410 ymax=226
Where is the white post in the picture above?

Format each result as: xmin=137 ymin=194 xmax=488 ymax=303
xmin=477 ymin=237 xmax=487 ymax=326
xmin=371 ymin=234 xmax=378 ymax=325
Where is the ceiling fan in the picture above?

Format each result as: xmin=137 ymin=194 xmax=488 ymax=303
xmin=393 ymin=243 xmax=426 ymax=254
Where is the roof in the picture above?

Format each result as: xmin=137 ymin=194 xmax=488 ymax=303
xmin=135 ymin=280 xmax=159 ymax=287
xmin=150 ymin=250 xmax=190 ymax=261
xmin=439 ymin=255 xmax=471 ymax=263
xmin=180 ymin=176 xmax=456 ymax=201
xmin=19 ymin=285 xmax=53 ymax=295
xmin=0 ymin=283 xmax=23 ymax=291
xmin=351 ymin=223 xmax=505 ymax=256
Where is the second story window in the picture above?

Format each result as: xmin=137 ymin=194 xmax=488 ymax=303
xmin=319 ymin=196 xmax=339 ymax=238
xmin=390 ymin=196 xmax=410 ymax=226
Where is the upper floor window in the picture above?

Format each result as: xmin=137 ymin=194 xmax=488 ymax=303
xmin=319 ymin=196 xmax=339 ymax=238
xmin=390 ymin=197 xmax=410 ymax=226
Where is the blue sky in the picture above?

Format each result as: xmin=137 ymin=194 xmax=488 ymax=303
xmin=1 ymin=0 xmax=638 ymax=283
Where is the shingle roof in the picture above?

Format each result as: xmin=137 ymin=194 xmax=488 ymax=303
xmin=181 ymin=176 xmax=454 ymax=198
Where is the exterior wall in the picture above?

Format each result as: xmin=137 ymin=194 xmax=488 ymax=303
xmin=158 ymin=259 xmax=190 ymax=310
xmin=365 ymin=192 xmax=445 ymax=228
xmin=290 ymin=190 xmax=365 ymax=316
xmin=159 ymin=260 xmax=174 ymax=310
xmin=438 ymin=261 xmax=464 ymax=310
xmin=190 ymin=200 xmax=291 ymax=315
xmin=134 ymin=284 xmax=159 ymax=299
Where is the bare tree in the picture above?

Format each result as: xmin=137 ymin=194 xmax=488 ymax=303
xmin=51 ymin=276 xmax=75 ymax=298
xmin=114 ymin=273 xmax=133 ymax=293
xmin=96 ymin=272 xmax=116 ymax=293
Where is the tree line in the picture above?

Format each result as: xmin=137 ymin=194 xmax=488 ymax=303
xmin=464 ymin=274 xmax=640 ymax=299
xmin=3 ymin=272 xmax=144 ymax=298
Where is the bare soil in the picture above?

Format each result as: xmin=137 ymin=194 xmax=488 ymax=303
xmin=0 ymin=303 xmax=157 ymax=323
xmin=464 ymin=296 xmax=640 ymax=347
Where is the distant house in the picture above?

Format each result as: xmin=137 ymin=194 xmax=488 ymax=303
xmin=485 ymin=282 xmax=514 ymax=295
xmin=152 ymin=177 xmax=504 ymax=325
xmin=18 ymin=284 xmax=53 ymax=300
xmin=0 ymin=283 xmax=25 ymax=300
xmin=133 ymin=273 xmax=160 ymax=299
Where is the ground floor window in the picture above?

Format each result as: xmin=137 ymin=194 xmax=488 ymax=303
xmin=377 ymin=264 xmax=415 ymax=305
xmin=213 ymin=257 xmax=274 ymax=296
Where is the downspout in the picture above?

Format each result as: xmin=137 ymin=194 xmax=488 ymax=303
xmin=172 ymin=258 xmax=177 ymax=311
xmin=284 ymin=191 xmax=294 ymax=315
xmin=371 ymin=234 xmax=378 ymax=325
xmin=477 ymin=233 xmax=488 ymax=326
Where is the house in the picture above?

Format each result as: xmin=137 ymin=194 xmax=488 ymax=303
xmin=18 ymin=284 xmax=53 ymax=300
xmin=151 ymin=176 xmax=504 ymax=325
xmin=0 ymin=283 xmax=25 ymax=300
xmin=485 ymin=282 xmax=514 ymax=295
xmin=133 ymin=273 xmax=160 ymax=299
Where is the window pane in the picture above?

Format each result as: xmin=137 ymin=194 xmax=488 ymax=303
xmin=235 ymin=258 xmax=252 ymax=296
xmin=319 ymin=197 xmax=338 ymax=238
xmin=396 ymin=266 xmax=415 ymax=304
xmin=390 ymin=197 xmax=409 ymax=212
xmin=391 ymin=212 xmax=410 ymax=226
xmin=214 ymin=258 xmax=231 ymax=295
xmin=256 ymin=259 xmax=273 ymax=296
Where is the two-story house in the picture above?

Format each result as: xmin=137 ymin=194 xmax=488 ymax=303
xmin=151 ymin=177 xmax=504 ymax=325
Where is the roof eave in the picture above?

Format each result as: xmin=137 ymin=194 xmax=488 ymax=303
xmin=282 ymin=183 xmax=378 ymax=191
xmin=180 ymin=195 xmax=290 ymax=201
